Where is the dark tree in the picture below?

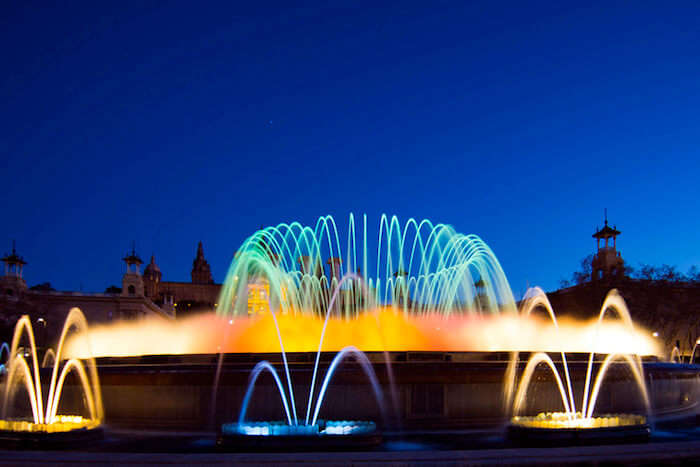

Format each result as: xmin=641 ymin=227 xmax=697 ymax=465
xmin=572 ymin=254 xmax=594 ymax=285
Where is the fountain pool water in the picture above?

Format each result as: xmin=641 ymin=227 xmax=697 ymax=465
xmin=0 ymin=308 xmax=103 ymax=440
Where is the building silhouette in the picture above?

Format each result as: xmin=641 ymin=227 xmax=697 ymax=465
xmin=549 ymin=213 xmax=700 ymax=359
xmin=0 ymin=241 xmax=225 ymax=344
xmin=591 ymin=210 xmax=624 ymax=282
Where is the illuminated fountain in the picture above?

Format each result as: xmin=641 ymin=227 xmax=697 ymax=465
xmin=217 ymin=215 xmax=514 ymax=443
xmin=505 ymin=288 xmax=651 ymax=441
xmin=218 ymin=214 xmax=516 ymax=318
xmin=0 ymin=308 xmax=103 ymax=442
xmin=57 ymin=214 xmax=660 ymax=442
xmin=220 ymin=345 xmax=383 ymax=444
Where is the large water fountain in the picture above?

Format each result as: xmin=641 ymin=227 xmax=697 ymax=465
xmin=48 ymin=214 xmax=674 ymax=452
xmin=204 ymin=215 xmax=658 ymax=444
xmin=214 ymin=215 xmax=516 ymax=444
xmin=0 ymin=308 xmax=103 ymax=444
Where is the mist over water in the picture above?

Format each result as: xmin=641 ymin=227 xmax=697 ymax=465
xmin=64 ymin=309 xmax=659 ymax=359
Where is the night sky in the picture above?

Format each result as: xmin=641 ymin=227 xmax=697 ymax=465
xmin=2 ymin=2 xmax=699 ymax=297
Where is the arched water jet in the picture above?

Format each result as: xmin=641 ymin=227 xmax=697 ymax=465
xmin=689 ymin=340 xmax=700 ymax=364
xmin=223 ymin=346 xmax=384 ymax=441
xmin=217 ymin=215 xmax=516 ymax=320
xmin=305 ymin=272 xmax=385 ymax=425
xmin=45 ymin=308 xmax=103 ymax=424
xmin=512 ymin=352 xmax=572 ymax=420
xmin=0 ymin=308 xmax=103 ymax=434
xmin=310 ymin=345 xmax=386 ymax=426
xmin=47 ymin=359 xmax=98 ymax=424
xmin=237 ymin=361 xmax=292 ymax=426
xmin=2 ymin=354 xmax=40 ymax=423
xmin=42 ymin=348 xmax=56 ymax=368
xmin=0 ymin=342 xmax=9 ymax=364
xmin=581 ymin=290 xmax=642 ymax=419
xmin=507 ymin=288 xmax=576 ymax=416
xmin=508 ymin=290 xmax=651 ymax=434
xmin=5 ymin=316 xmax=44 ymax=422
xmin=586 ymin=353 xmax=650 ymax=419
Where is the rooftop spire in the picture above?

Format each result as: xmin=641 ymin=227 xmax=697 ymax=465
xmin=192 ymin=241 xmax=213 ymax=284
xmin=123 ymin=242 xmax=143 ymax=266
xmin=2 ymin=240 xmax=27 ymax=266
xmin=592 ymin=212 xmax=621 ymax=239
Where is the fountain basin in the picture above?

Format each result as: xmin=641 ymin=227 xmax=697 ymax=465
xmin=219 ymin=420 xmax=381 ymax=450
xmin=0 ymin=415 xmax=102 ymax=448
xmin=508 ymin=412 xmax=650 ymax=444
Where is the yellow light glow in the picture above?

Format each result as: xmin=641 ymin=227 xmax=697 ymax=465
xmin=511 ymin=412 xmax=646 ymax=429
xmin=64 ymin=309 xmax=661 ymax=359
xmin=0 ymin=415 xmax=99 ymax=433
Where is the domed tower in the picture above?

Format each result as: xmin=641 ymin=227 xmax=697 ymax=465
xmin=121 ymin=244 xmax=144 ymax=296
xmin=1 ymin=241 xmax=28 ymax=298
xmin=143 ymin=255 xmax=161 ymax=298
xmin=591 ymin=210 xmax=624 ymax=282
xmin=191 ymin=241 xmax=214 ymax=284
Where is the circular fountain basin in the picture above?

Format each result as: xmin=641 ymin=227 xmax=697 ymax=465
xmin=0 ymin=415 xmax=103 ymax=448
xmin=508 ymin=412 xmax=650 ymax=444
xmin=219 ymin=420 xmax=381 ymax=450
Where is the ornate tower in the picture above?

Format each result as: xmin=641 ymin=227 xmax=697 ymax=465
xmin=121 ymin=244 xmax=144 ymax=296
xmin=191 ymin=241 xmax=214 ymax=284
xmin=591 ymin=211 xmax=624 ymax=282
xmin=1 ymin=241 xmax=28 ymax=297
xmin=143 ymin=255 xmax=162 ymax=298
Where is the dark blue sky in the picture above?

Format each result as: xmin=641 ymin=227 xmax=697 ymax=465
xmin=2 ymin=1 xmax=699 ymax=296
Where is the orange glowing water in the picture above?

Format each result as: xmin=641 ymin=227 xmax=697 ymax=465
xmin=64 ymin=309 xmax=660 ymax=358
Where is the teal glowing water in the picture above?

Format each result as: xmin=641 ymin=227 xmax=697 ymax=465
xmin=218 ymin=214 xmax=514 ymax=433
xmin=222 ymin=420 xmax=376 ymax=437
xmin=217 ymin=214 xmax=516 ymax=318
xmin=237 ymin=345 xmax=387 ymax=429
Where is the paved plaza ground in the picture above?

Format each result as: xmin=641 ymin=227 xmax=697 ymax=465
xmin=1 ymin=429 xmax=700 ymax=465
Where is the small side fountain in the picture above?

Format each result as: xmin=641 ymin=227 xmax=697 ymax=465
xmin=0 ymin=308 xmax=103 ymax=446
xmin=219 ymin=273 xmax=387 ymax=449
xmin=219 ymin=344 xmax=384 ymax=449
xmin=506 ymin=289 xmax=651 ymax=443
